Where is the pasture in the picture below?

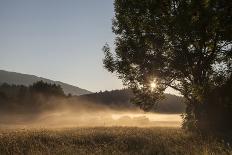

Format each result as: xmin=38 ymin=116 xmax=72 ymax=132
xmin=0 ymin=127 xmax=231 ymax=155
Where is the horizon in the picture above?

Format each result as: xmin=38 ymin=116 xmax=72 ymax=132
xmin=0 ymin=0 xmax=177 ymax=95
xmin=0 ymin=0 xmax=121 ymax=93
xmin=0 ymin=1 xmax=231 ymax=154
xmin=0 ymin=69 xmax=181 ymax=95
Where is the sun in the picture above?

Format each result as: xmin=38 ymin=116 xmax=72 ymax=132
xmin=150 ymin=80 xmax=157 ymax=91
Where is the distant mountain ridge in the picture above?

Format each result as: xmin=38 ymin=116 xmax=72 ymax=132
xmin=79 ymin=89 xmax=185 ymax=113
xmin=0 ymin=70 xmax=92 ymax=95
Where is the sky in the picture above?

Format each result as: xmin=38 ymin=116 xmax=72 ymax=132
xmin=0 ymin=0 xmax=125 ymax=92
xmin=0 ymin=0 xmax=177 ymax=95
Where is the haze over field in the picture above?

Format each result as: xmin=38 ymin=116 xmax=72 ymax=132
xmin=0 ymin=0 xmax=231 ymax=154
xmin=0 ymin=110 xmax=182 ymax=129
xmin=0 ymin=0 xmax=181 ymax=129
xmin=0 ymin=71 xmax=184 ymax=128
xmin=0 ymin=86 xmax=182 ymax=128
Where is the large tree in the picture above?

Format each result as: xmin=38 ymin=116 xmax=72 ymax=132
xmin=103 ymin=0 xmax=232 ymax=132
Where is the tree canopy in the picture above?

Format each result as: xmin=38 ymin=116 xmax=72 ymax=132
xmin=103 ymin=0 xmax=232 ymax=131
xmin=0 ymin=81 xmax=65 ymax=114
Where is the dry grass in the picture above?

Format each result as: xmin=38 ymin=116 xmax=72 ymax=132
xmin=0 ymin=127 xmax=231 ymax=155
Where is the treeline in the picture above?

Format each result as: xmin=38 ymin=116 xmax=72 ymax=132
xmin=0 ymin=81 xmax=66 ymax=114
xmin=0 ymin=81 xmax=185 ymax=114
xmin=78 ymin=89 xmax=185 ymax=113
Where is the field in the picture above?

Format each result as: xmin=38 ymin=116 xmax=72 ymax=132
xmin=0 ymin=127 xmax=231 ymax=155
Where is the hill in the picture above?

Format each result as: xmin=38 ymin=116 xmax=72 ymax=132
xmin=79 ymin=89 xmax=185 ymax=113
xmin=0 ymin=70 xmax=185 ymax=114
xmin=0 ymin=70 xmax=91 ymax=95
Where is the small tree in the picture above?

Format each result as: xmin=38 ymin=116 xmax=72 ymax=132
xmin=103 ymin=0 xmax=232 ymax=132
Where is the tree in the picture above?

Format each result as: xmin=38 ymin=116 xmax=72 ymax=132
xmin=30 ymin=81 xmax=65 ymax=97
xmin=103 ymin=0 xmax=232 ymax=132
xmin=0 ymin=81 xmax=66 ymax=114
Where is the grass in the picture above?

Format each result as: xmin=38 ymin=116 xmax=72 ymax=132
xmin=0 ymin=127 xmax=231 ymax=155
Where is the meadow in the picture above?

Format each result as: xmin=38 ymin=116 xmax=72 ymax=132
xmin=0 ymin=127 xmax=231 ymax=155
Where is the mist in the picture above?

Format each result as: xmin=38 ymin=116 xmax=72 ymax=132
xmin=0 ymin=97 xmax=182 ymax=129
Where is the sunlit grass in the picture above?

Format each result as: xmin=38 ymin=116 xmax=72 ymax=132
xmin=0 ymin=127 xmax=231 ymax=155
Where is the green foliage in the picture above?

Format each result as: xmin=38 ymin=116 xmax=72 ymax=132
xmin=103 ymin=0 xmax=232 ymax=132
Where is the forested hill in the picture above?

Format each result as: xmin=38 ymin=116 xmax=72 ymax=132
xmin=0 ymin=70 xmax=91 ymax=95
xmin=78 ymin=89 xmax=185 ymax=113
xmin=0 ymin=81 xmax=185 ymax=114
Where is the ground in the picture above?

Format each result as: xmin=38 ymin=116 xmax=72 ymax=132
xmin=0 ymin=127 xmax=231 ymax=155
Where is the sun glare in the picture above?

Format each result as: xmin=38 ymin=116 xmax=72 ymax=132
xmin=150 ymin=80 xmax=157 ymax=91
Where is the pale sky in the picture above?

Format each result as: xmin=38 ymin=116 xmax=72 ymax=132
xmin=0 ymin=0 xmax=124 ymax=92
xmin=0 ymin=0 xmax=177 ymax=94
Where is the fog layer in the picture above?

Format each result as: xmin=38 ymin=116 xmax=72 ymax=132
xmin=0 ymin=97 xmax=182 ymax=128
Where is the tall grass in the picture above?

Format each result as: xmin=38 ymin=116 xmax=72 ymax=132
xmin=0 ymin=127 xmax=231 ymax=155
